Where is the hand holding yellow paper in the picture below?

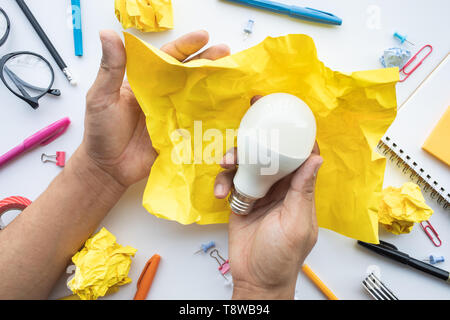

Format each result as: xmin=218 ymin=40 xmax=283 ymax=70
xmin=124 ymin=33 xmax=399 ymax=243
xmin=378 ymin=182 xmax=433 ymax=234
xmin=115 ymin=0 xmax=173 ymax=32
xmin=68 ymin=228 xmax=137 ymax=300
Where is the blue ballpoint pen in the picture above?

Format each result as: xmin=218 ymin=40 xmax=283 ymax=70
xmin=71 ymin=0 xmax=83 ymax=56
xmin=223 ymin=0 xmax=342 ymax=25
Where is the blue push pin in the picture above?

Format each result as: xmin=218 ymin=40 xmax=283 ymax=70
xmin=243 ymin=19 xmax=255 ymax=40
xmin=423 ymin=255 xmax=445 ymax=265
xmin=194 ymin=241 xmax=215 ymax=254
xmin=394 ymin=32 xmax=415 ymax=46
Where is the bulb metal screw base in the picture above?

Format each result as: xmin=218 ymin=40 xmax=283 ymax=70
xmin=229 ymin=187 xmax=257 ymax=216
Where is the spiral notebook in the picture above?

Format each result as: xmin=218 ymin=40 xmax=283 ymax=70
xmin=378 ymin=53 xmax=450 ymax=208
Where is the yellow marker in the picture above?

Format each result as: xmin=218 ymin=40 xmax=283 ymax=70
xmin=302 ymin=264 xmax=338 ymax=300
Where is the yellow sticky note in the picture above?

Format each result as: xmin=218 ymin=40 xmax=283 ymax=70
xmin=124 ymin=33 xmax=399 ymax=243
xmin=68 ymin=228 xmax=137 ymax=300
xmin=422 ymin=106 xmax=450 ymax=167
xmin=378 ymin=182 xmax=433 ymax=234
xmin=115 ymin=0 xmax=173 ymax=32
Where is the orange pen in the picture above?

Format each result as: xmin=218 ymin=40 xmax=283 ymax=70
xmin=134 ymin=254 xmax=161 ymax=300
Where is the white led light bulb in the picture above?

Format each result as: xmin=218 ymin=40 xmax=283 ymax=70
xmin=229 ymin=93 xmax=317 ymax=215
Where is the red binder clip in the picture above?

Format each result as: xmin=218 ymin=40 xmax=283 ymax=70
xmin=420 ymin=220 xmax=442 ymax=247
xmin=41 ymin=152 xmax=66 ymax=167
xmin=210 ymin=249 xmax=230 ymax=278
xmin=399 ymin=45 xmax=433 ymax=82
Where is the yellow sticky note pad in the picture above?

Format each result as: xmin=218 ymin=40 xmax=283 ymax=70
xmin=68 ymin=228 xmax=137 ymax=300
xmin=124 ymin=33 xmax=399 ymax=243
xmin=378 ymin=182 xmax=433 ymax=234
xmin=115 ymin=0 xmax=173 ymax=32
xmin=423 ymin=106 xmax=450 ymax=167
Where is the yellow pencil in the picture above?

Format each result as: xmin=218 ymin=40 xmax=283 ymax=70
xmin=301 ymin=264 xmax=338 ymax=300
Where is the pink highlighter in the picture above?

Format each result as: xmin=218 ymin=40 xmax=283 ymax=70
xmin=0 ymin=117 xmax=71 ymax=168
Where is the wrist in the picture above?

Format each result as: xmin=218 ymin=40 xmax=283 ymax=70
xmin=232 ymin=280 xmax=296 ymax=300
xmin=64 ymin=145 xmax=127 ymax=208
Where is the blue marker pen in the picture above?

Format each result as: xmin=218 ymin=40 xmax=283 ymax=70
xmin=223 ymin=0 xmax=342 ymax=25
xmin=71 ymin=0 xmax=83 ymax=56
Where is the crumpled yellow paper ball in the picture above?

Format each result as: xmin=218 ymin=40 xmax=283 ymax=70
xmin=115 ymin=0 xmax=173 ymax=32
xmin=68 ymin=228 xmax=137 ymax=300
xmin=378 ymin=182 xmax=433 ymax=234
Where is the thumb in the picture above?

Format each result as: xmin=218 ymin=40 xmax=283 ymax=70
xmin=88 ymin=30 xmax=126 ymax=105
xmin=283 ymin=155 xmax=323 ymax=223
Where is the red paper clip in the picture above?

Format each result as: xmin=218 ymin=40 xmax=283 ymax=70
xmin=399 ymin=45 xmax=433 ymax=82
xmin=420 ymin=220 xmax=442 ymax=247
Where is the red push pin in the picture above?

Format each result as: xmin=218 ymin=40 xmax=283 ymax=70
xmin=41 ymin=152 xmax=66 ymax=167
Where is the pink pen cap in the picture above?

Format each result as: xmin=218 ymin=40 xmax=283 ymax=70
xmin=0 ymin=117 xmax=71 ymax=168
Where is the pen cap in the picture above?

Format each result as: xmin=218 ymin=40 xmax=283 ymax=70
xmin=134 ymin=254 xmax=161 ymax=300
xmin=71 ymin=0 xmax=83 ymax=56
xmin=24 ymin=117 xmax=71 ymax=148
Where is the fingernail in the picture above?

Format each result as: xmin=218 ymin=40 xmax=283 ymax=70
xmin=225 ymin=152 xmax=234 ymax=164
xmin=314 ymin=158 xmax=323 ymax=177
xmin=215 ymin=184 xmax=224 ymax=196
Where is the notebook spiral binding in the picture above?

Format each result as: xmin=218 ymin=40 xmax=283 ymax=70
xmin=377 ymin=137 xmax=450 ymax=210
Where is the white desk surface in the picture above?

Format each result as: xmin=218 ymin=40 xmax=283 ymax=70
xmin=0 ymin=0 xmax=449 ymax=300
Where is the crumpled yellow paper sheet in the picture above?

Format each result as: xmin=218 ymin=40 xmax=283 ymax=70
xmin=115 ymin=0 xmax=173 ymax=32
xmin=68 ymin=228 xmax=137 ymax=300
xmin=124 ymin=33 xmax=399 ymax=243
xmin=378 ymin=182 xmax=433 ymax=234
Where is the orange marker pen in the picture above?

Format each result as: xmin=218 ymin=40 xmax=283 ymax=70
xmin=134 ymin=254 xmax=161 ymax=300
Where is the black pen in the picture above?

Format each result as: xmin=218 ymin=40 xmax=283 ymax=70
xmin=15 ymin=0 xmax=76 ymax=85
xmin=358 ymin=240 xmax=450 ymax=283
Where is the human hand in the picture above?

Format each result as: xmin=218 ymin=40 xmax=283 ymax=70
xmin=214 ymin=97 xmax=323 ymax=299
xmin=77 ymin=30 xmax=230 ymax=189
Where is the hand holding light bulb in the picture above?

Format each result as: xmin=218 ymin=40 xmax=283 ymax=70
xmin=229 ymin=93 xmax=317 ymax=215
xmin=214 ymin=95 xmax=323 ymax=300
